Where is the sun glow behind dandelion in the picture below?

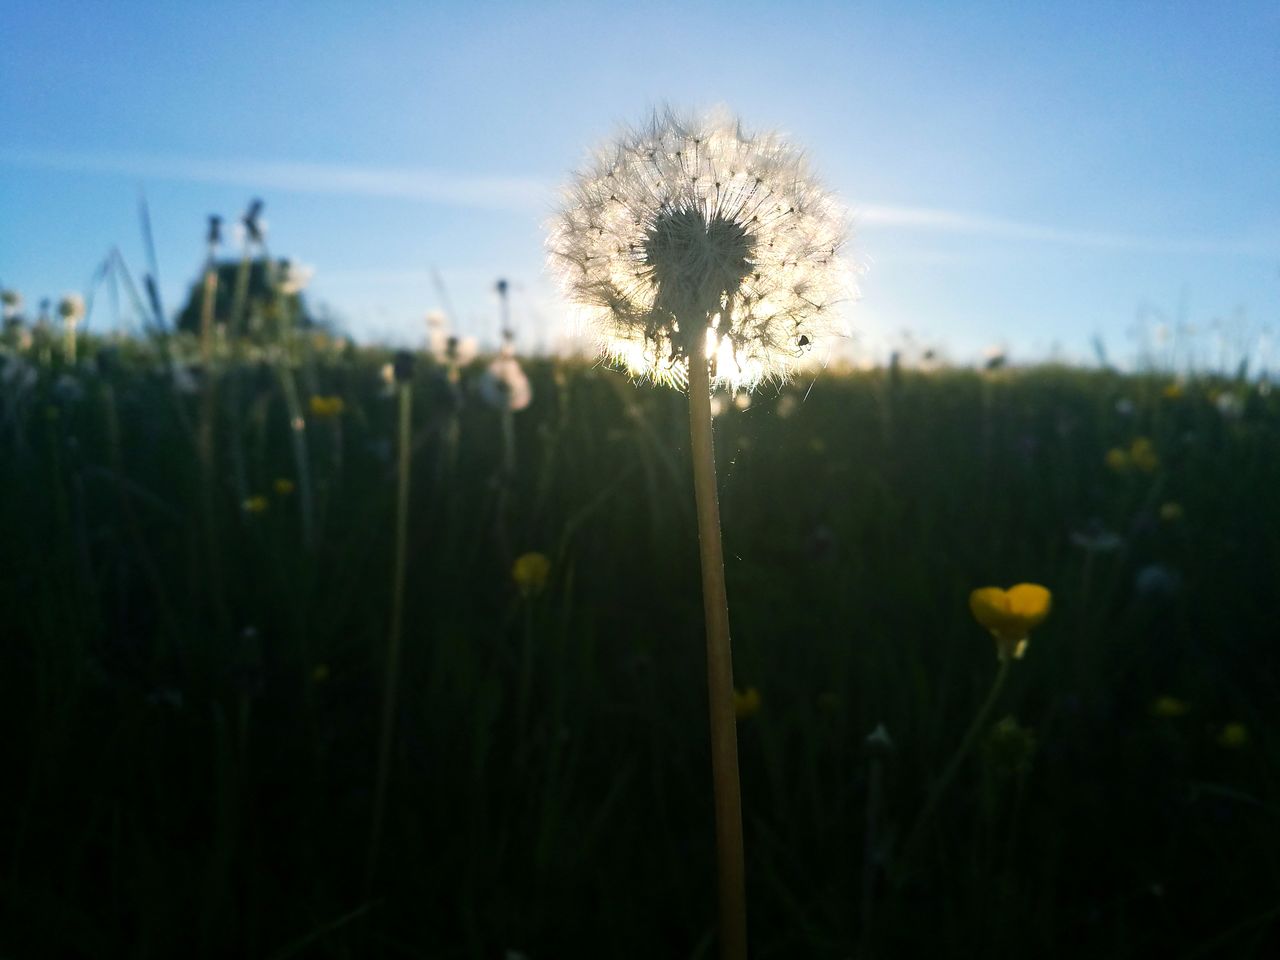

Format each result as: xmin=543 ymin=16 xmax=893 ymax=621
xmin=548 ymin=109 xmax=856 ymax=390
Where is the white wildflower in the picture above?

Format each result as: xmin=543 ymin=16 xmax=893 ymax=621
xmin=58 ymin=293 xmax=85 ymax=324
xmin=1214 ymin=391 xmax=1243 ymax=419
xmin=479 ymin=348 xmax=532 ymax=411
xmin=426 ymin=310 xmax=449 ymax=358
xmin=2 ymin=289 xmax=22 ymax=320
xmin=548 ymin=108 xmax=854 ymax=389
xmin=278 ymin=261 xmax=314 ymax=295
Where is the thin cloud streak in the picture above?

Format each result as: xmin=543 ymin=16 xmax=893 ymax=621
xmin=3 ymin=147 xmax=1274 ymax=257
xmin=857 ymin=203 xmax=1276 ymax=258
xmin=0 ymin=147 xmax=554 ymax=213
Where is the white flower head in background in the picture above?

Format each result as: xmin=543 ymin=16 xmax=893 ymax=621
xmin=426 ymin=310 xmax=450 ymax=358
xmin=479 ymin=346 xmax=532 ymax=411
xmin=548 ymin=108 xmax=855 ymax=390
xmin=1 ymin=289 xmax=23 ymax=319
xmin=58 ymin=293 xmax=85 ymax=324
xmin=279 ymin=261 xmax=314 ymax=295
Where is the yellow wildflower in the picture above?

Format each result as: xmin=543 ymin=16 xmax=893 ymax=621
xmin=308 ymin=395 xmax=345 ymax=418
xmin=1150 ymin=696 xmax=1190 ymax=718
xmin=512 ymin=552 xmax=551 ymax=597
xmin=1162 ymin=382 xmax=1184 ymax=400
xmin=1105 ymin=448 xmax=1130 ymax=472
xmin=273 ymin=478 xmax=296 ymax=496
xmin=1218 ymin=722 xmax=1249 ymax=749
xmin=1129 ymin=437 xmax=1159 ymax=473
xmin=734 ymin=687 xmax=762 ymax=720
xmin=242 ymin=495 xmax=268 ymax=514
xmin=969 ymin=583 xmax=1052 ymax=661
xmin=1159 ymin=502 xmax=1184 ymax=523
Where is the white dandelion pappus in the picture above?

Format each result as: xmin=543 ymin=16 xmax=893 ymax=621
xmin=548 ymin=109 xmax=855 ymax=390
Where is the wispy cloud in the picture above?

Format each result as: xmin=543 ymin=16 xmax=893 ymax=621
xmin=2 ymin=146 xmax=1274 ymax=258
xmin=0 ymin=147 xmax=554 ymax=213
xmin=857 ymin=202 xmax=1276 ymax=258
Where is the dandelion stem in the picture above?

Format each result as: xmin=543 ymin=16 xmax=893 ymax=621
xmin=895 ymin=656 xmax=1012 ymax=887
xmin=686 ymin=332 xmax=748 ymax=960
xmin=367 ymin=379 xmax=413 ymax=893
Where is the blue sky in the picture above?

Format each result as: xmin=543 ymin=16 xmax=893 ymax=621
xmin=2 ymin=0 xmax=1277 ymax=364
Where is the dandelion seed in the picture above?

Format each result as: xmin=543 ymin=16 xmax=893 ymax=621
xmin=969 ymin=584 xmax=1052 ymax=661
xmin=512 ymin=551 xmax=550 ymax=597
xmin=733 ymin=686 xmax=761 ymax=720
xmin=1151 ymin=696 xmax=1190 ymax=718
xmin=547 ymin=108 xmax=854 ymax=390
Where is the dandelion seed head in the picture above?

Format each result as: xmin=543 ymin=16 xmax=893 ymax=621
xmin=58 ymin=293 xmax=85 ymax=323
xmin=548 ymin=108 xmax=856 ymax=389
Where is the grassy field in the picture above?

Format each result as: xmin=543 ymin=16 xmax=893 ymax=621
xmin=2 ymin=326 xmax=1278 ymax=958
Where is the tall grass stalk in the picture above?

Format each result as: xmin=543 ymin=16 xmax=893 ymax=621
xmin=895 ymin=656 xmax=1012 ymax=887
xmin=686 ymin=333 xmax=748 ymax=960
xmin=276 ymin=360 xmax=316 ymax=548
xmin=367 ymin=376 xmax=413 ymax=892
xmin=196 ymin=258 xmax=228 ymax=629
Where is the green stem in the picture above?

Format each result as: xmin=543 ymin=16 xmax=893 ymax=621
xmin=686 ymin=332 xmax=748 ymax=960
xmin=895 ymin=656 xmax=1012 ymax=886
xmin=276 ymin=359 xmax=315 ymax=548
xmin=366 ymin=380 xmax=413 ymax=892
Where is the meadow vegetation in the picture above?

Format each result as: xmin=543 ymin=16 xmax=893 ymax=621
xmin=1 ymin=294 xmax=1277 ymax=957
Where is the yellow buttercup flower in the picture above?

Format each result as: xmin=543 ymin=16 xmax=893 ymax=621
xmin=308 ymin=394 xmax=345 ymax=418
xmin=1218 ymin=722 xmax=1249 ymax=749
xmin=273 ymin=478 xmax=296 ymax=496
xmin=969 ymin=584 xmax=1052 ymax=661
xmin=242 ymin=495 xmax=269 ymax=514
xmin=1105 ymin=448 xmax=1130 ymax=472
xmin=1129 ymin=437 xmax=1159 ymax=473
xmin=1105 ymin=438 xmax=1159 ymax=474
xmin=1151 ymin=696 xmax=1190 ymax=718
xmin=1162 ymin=382 xmax=1184 ymax=400
xmin=733 ymin=687 xmax=761 ymax=720
xmin=512 ymin=552 xmax=551 ymax=597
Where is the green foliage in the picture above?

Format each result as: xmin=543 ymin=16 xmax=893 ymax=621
xmin=174 ymin=257 xmax=314 ymax=336
xmin=1 ymin=341 xmax=1277 ymax=958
